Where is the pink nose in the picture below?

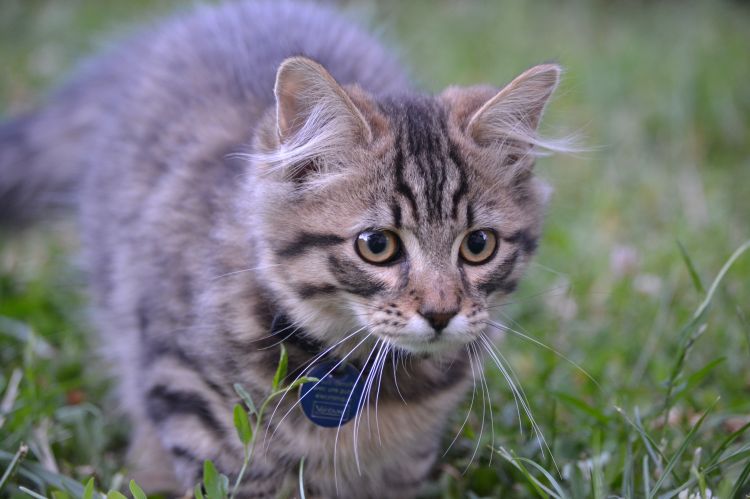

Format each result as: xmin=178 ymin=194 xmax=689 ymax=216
xmin=419 ymin=309 xmax=457 ymax=332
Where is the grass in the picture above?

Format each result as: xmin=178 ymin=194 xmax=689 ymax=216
xmin=1 ymin=0 xmax=750 ymax=497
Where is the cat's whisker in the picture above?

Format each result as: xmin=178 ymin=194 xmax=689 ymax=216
xmin=352 ymin=340 xmax=376 ymax=454
xmin=483 ymin=284 xmax=573 ymax=310
xmin=478 ymin=333 xmax=560 ymax=475
xmin=463 ymin=344 xmax=485 ymax=474
xmin=278 ymin=321 xmax=374 ymax=383
xmin=390 ymin=350 xmax=408 ymax=406
xmin=482 ymin=318 xmax=600 ymax=389
xmin=352 ymin=339 xmax=384 ymax=470
xmin=373 ymin=343 xmax=390 ymax=446
xmin=363 ymin=340 xmax=387 ymax=442
xmin=478 ymin=333 xmax=528 ymax=435
xmin=334 ymin=336 xmax=379 ymax=479
xmin=218 ymin=313 xmax=312 ymax=347
xmin=443 ymin=345 xmax=477 ymax=457
xmin=476 ymin=346 xmax=496 ymax=466
xmin=256 ymin=324 xmax=305 ymax=351
xmin=357 ymin=341 xmax=381 ymax=443
xmin=262 ymin=326 xmax=373 ymax=451
xmin=475 ymin=336 xmax=521 ymax=436
xmin=209 ymin=263 xmax=286 ymax=281
xmin=528 ymin=261 xmax=570 ymax=278
xmin=341 ymin=295 xmax=384 ymax=309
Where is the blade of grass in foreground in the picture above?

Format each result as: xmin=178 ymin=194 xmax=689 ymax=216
xmin=496 ymin=447 xmax=568 ymax=499
xmin=614 ymin=407 xmax=668 ymax=477
xmin=298 ymin=457 xmax=307 ymax=499
xmin=648 ymin=398 xmax=718 ymax=498
xmin=661 ymin=240 xmax=750 ymax=431
xmin=729 ymin=456 xmax=750 ymax=498
xmin=18 ymin=486 xmax=47 ymax=499
xmin=706 ymin=420 xmax=750 ymax=468
xmin=676 ymin=240 xmax=705 ymax=294
xmin=0 ymin=451 xmax=87 ymax=499
xmin=0 ymin=444 xmax=28 ymax=491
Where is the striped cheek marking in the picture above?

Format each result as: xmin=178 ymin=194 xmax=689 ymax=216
xmin=276 ymin=231 xmax=346 ymax=258
xmin=476 ymin=229 xmax=538 ymax=295
xmin=327 ymin=254 xmax=386 ymax=297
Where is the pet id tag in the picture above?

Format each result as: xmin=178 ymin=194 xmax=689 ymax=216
xmin=299 ymin=360 xmax=363 ymax=428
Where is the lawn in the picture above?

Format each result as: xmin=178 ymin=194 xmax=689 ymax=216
xmin=1 ymin=0 xmax=749 ymax=497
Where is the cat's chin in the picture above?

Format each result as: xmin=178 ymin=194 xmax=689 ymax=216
xmin=377 ymin=333 xmax=474 ymax=356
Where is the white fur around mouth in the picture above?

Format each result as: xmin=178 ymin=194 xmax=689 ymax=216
xmin=373 ymin=330 xmax=473 ymax=355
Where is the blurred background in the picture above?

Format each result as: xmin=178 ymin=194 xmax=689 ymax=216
xmin=1 ymin=1 xmax=749 ymax=497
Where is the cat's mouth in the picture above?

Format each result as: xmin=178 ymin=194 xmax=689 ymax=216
xmin=374 ymin=329 xmax=474 ymax=355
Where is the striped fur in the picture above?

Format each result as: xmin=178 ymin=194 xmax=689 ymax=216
xmin=0 ymin=2 xmax=569 ymax=497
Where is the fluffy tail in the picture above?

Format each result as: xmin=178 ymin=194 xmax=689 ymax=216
xmin=0 ymin=93 xmax=92 ymax=226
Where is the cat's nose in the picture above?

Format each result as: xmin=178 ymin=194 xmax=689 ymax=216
xmin=420 ymin=309 xmax=458 ymax=333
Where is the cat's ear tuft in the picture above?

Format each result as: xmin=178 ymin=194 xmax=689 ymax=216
xmin=274 ymin=57 xmax=373 ymax=145
xmin=467 ymin=64 xmax=561 ymax=148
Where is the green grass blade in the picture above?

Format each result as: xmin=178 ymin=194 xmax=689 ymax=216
xmin=648 ymin=398 xmax=718 ymax=498
xmin=298 ymin=457 xmax=306 ymax=499
xmin=233 ymin=404 xmax=252 ymax=446
xmin=622 ymin=437 xmax=634 ymax=499
xmin=690 ymin=240 xmax=750 ymax=324
xmin=661 ymin=240 xmax=750 ymax=431
xmin=272 ymin=344 xmax=288 ymax=391
xmin=233 ymin=383 xmax=257 ymax=417
xmin=704 ymin=443 xmax=750 ymax=473
xmin=514 ymin=457 xmax=569 ymax=499
xmin=203 ymin=460 xmax=223 ymax=499
xmin=676 ymin=240 xmax=705 ymax=294
xmin=19 ymin=486 xmax=48 ymax=499
xmin=283 ymin=376 xmax=320 ymax=392
xmin=706 ymin=420 xmax=750 ymax=468
xmin=0 ymin=450 xmax=85 ymax=497
xmin=551 ymin=391 xmax=609 ymax=425
xmin=0 ymin=443 xmax=27 ymax=491
xmin=615 ymin=407 xmax=668 ymax=473
xmin=82 ymin=478 xmax=94 ymax=499
xmin=729 ymin=456 xmax=750 ymax=498
xmin=496 ymin=447 xmax=566 ymax=499
xmin=128 ymin=480 xmax=147 ymax=499
xmin=672 ymin=357 xmax=726 ymax=402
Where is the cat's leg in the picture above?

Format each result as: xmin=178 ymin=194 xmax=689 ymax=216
xmin=369 ymin=446 xmax=438 ymax=499
xmin=139 ymin=355 xmax=288 ymax=497
xmin=127 ymin=418 xmax=181 ymax=494
xmin=309 ymin=443 xmax=438 ymax=499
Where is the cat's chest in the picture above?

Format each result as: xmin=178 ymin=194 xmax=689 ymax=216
xmin=267 ymin=364 xmax=472 ymax=455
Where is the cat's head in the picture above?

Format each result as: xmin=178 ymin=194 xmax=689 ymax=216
xmin=248 ymin=57 xmax=565 ymax=356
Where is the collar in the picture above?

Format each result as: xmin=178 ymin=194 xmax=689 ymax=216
xmin=270 ymin=314 xmax=328 ymax=358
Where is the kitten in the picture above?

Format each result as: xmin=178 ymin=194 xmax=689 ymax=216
xmin=0 ymin=2 xmax=567 ymax=497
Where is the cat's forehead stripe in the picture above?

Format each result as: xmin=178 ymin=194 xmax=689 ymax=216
xmin=383 ymin=96 xmax=470 ymax=226
xmin=393 ymin=144 xmax=420 ymax=222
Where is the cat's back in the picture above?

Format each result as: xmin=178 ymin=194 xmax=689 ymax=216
xmin=80 ymin=1 xmax=409 ymax=238
xmin=82 ymin=2 xmax=403 ymax=136
xmin=112 ymin=2 xmax=409 ymax=114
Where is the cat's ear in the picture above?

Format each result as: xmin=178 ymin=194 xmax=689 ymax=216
xmin=466 ymin=64 xmax=561 ymax=148
xmin=274 ymin=57 xmax=373 ymax=145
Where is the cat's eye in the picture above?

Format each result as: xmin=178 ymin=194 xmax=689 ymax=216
xmin=356 ymin=230 xmax=401 ymax=264
xmin=459 ymin=229 xmax=497 ymax=265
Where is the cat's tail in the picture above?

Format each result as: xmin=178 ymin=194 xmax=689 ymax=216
xmin=0 ymin=91 xmax=93 ymax=226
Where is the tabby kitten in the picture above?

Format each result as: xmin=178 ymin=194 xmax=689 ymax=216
xmin=0 ymin=2 xmax=567 ymax=497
